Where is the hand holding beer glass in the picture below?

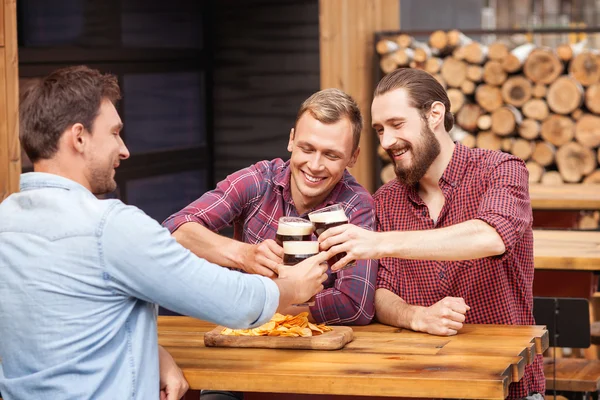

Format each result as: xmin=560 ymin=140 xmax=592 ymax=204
xmin=282 ymin=241 xmax=321 ymax=307
xmin=308 ymin=204 xmax=355 ymax=270
xmin=277 ymin=216 xmax=325 ymax=307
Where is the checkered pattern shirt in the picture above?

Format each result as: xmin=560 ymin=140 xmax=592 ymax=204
xmin=374 ymin=143 xmax=544 ymax=399
xmin=163 ymin=158 xmax=377 ymax=325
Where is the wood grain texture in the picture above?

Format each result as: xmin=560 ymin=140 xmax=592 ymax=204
xmin=0 ymin=47 xmax=8 ymax=201
xmin=544 ymin=357 xmax=600 ymax=392
xmin=529 ymin=183 xmax=600 ymax=210
xmin=203 ymin=325 xmax=353 ymax=350
xmin=533 ymin=229 xmax=600 ymax=271
xmin=320 ymin=0 xmax=400 ymax=193
xmin=4 ymin=0 xmax=19 ymax=195
xmin=0 ymin=0 xmax=4 ymax=47
xmin=158 ymin=317 xmax=547 ymax=399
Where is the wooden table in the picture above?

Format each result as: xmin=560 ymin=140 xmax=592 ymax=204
xmin=529 ymin=184 xmax=600 ymax=211
xmin=158 ymin=317 xmax=548 ymax=400
xmin=533 ymin=229 xmax=600 ymax=298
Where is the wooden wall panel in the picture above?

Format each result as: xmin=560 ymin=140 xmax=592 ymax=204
xmin=0 ymin=0 xmax=4 ymax=47
xmin=0 ymin=47 xmax=8 ymax=201
xmin=212 ymin=0 xmax=320 ymax=182
xmin=0 ymin=0 xmax=19 ymax=201
xmin=4 ymin=0 xmax=20 ymax=195
xmin=320 ymin=0 xmax=400 ymax=193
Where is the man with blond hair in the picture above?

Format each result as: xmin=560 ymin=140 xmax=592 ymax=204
xmin=165 ymin=88 xmax=376 ymax=325
xmin=164 ymin=88 xmax=377 ymax=400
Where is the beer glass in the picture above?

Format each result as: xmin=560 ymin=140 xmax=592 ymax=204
xmin=275 ymin=217 xmax=314 ymax=246
xmin=308 ymin=203 xmax=354 ymax=270
xmin=283 ymin=240 xmax=319 ymax=306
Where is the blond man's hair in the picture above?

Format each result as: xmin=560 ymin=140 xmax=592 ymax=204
xmin=295 ymin=88 xmax=362 ymax=152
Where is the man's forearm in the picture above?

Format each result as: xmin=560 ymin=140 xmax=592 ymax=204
xmin=172 ymin=222 xmax=248 ymax=270
xmin=375 ymin=288 xmax=421 ymax=329
xmin=378 ymin=219 xmax=505 ymax=261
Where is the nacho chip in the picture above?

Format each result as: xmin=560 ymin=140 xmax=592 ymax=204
xmin=220 ymin=312 xmax=334 ymax=337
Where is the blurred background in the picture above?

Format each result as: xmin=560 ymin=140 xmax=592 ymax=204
xmin=11 ymin=0 xmax=600 ymax=224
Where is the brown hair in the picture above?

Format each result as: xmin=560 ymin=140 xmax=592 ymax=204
xmin=374 ymin=68 xmax=454 ymax=132
xmin=295 ymin=88 xmax=363 ymax=152
xmin=19 ymin=65 xmax=121 ymax=162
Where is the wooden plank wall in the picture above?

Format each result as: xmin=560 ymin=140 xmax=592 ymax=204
xmin=0 ymin=0 xmax=20 ymax=201
xmin=212 ymin=0 xmax=320 ymax=182
xmin=320 ymin=0 xmax=400 ymax=193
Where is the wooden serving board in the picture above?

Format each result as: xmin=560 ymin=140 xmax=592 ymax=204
xmin=204 ymin=325 xmax=353 ymax=350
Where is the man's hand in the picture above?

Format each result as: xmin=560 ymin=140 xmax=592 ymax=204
xmin=158 ymin=345 xmax=189 ymax=400
xmin=411 ymin=297 xmax=470 ymax=336
xmin=317 ymin=224 xmax=380 ymax=271
xmin=240 ymin=239 xmax=284 ymax=278
xmin=275 ymin=251 xmax=329 ymax=307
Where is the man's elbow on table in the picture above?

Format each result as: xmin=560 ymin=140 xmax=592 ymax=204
xmin=337 ymin=303 xmax=374 ymax=326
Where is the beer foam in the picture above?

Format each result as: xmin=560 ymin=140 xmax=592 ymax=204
xmin=308 ymin=208 xmax=348 ymax=224
xmin=283 ymin=240 xmax=319 ymax=255
xmin=277 ymin=218 xmax=314 ymax=235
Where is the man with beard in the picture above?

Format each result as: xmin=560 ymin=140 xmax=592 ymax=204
xmin=317 ymin=68 xmax=544 ymax=400
xmin=0 ymin=66 xmax=330 ymax=400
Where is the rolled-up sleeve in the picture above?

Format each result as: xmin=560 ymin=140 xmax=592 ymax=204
xmin=101 ymin=202 xmax=279 ymax=329
xmin=476 ymin=158 xmax=532 ymax=257
xmin=311 ymin=196 xmax=378 ymax=326
xmin=162 ymin=162 xmax=266 ymax=234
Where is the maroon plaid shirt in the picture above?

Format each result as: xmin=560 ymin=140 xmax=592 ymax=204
xmin=163 ymin=159 xmax=377 ymax=325
xmin=374 ymin=143 xmax=544 ymax=399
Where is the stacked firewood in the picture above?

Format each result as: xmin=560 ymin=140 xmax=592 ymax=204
xmin=377 ymin=30 xmax=600 ymax=187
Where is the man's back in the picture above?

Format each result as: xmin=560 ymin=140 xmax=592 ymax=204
xmin=0 ymin=173 xmax=160 ymax=399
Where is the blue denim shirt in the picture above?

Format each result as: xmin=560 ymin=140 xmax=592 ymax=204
xmin=0 ymin=173 xmax=279 ymax=400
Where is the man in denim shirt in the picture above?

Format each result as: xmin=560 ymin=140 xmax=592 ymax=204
xmin=0 ymin=66 xmax=329 ymax=400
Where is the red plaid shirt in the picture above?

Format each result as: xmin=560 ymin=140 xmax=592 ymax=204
xmin=374 ymin=143 xmax=544 ymax=399
xmin=163 ymin=159 xmax=377 ymax=325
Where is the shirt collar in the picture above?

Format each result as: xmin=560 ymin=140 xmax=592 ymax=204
xmin=20 ymin=172 xmax=95 ymax=197
xmin=273 ymin=160 xmax=347 ymax=215
xmin=440 ymin=142 xmax=470 ymax=188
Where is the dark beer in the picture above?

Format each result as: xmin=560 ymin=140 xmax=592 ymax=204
xmin=282 ymin=241 xmax=319 ymax=306
xmin=282 ymin=241 xmax=319 ymax=266
xmin=275 ymin=217 xmax=314 ymax=246
xmin=312 ymin=220 xmax=348 ymax=237
xmin=308 ymin=207 xmax=350 ymax=268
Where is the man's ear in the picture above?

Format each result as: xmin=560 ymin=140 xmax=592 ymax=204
xmin=347 ymin=146 xmax=360 ymax=168
xmin=287 ymin=127 xmax=295 ymax=152
xmin=68 ymin=123 xmax=87 ymax=154
xmin=428 ymin=101 xmax=445 ymax=131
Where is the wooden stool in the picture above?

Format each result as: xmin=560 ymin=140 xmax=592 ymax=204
xmin=544 ymin=357 xmax=600 ymax=393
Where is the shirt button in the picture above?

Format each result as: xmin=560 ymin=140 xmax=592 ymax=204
xmin=439 ymin=272 xmax=445 ymax=279
xmin=422 ymin=211 xmax=427 ymax=216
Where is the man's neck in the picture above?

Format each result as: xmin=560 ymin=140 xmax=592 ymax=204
xmin=293 ymin=196 xmax=323 ymax=216
xmin=34 ymin=158 xmax=91 ymax=192
xmin=290 ymin=186 xmax=327 ymax=216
